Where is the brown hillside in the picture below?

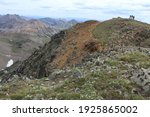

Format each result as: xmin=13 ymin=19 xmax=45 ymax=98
xmin=51 ymin=20 xmax=101 ymax=68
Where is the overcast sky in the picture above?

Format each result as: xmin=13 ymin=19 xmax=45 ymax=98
xmin=0 ymin=0 xmax=150 ymax=23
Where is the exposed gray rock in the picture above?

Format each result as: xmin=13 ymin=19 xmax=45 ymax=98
xmin=131 ymin=68 xmax=150 ymax=93
xmin=72 ymin=69 xmax=82 ymax=78
xmin=143 ymin=84 xmax=150 ymax=93
xmin=33 ymin=94 xmax=44 ymax=100
xmin=0 ymin=85 xmax=2 ymax=91
xmin=49 ymin=69 xmax=66 ymax=80
xmin=48 ymin=73 xmax=57 ymax=80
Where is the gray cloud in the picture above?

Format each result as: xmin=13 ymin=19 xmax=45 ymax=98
xmin=141 ymin=4 xmax=150 ymax=11
xmin=78 ymin=6 xmax=104 ymax=10
xmin=104 ymin=9 xmax=135 ymax=15
xmin=41 ymin=6 xmax=52 ymax=9
xmin=142 ymin=4 xmax=150 ymax=7
xmin=0 ymin=1 xmax=16 ymax=5
xmin=30 ymin=0 xmax=41 ymax=1
xmin=73 ymin=2 xmax=84 ymax=6
xmin=73 ymin=2 xmax=109 ymax=11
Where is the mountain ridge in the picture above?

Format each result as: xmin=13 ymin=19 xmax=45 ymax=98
xmin=39 ymin=17 xmax=78 ymax=30
xmin=0 ymin=17 xmax=150 ymax=100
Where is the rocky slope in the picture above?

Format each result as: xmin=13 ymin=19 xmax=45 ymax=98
xmin=0 ymin=14 xmax=61 ymax=69
xmin=0 ymin=20 xmax=100 ymax=79
xmin=0 ymin=46 xmax=149 ymax=100
xmin=0 ymin=18 xmax=150 ymax=100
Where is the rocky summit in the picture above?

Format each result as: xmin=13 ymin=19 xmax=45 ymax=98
xmin=0 ymin=18 xmax=150 ymax=100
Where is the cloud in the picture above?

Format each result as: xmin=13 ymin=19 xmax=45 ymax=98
xmin=104 ymin=9 xmax=134 ymax=15
xmin=30 ymin=0 xmax=41 ymax=1
xmin=77 ymin=6 xmax=105 ymax=10
xmin=142 ymin=4 xmax=150 ymax=7
xmin=73 ymin=2 xmax=84 ymax=6
xmin=1 ymin=0 xmax=150 ymax=23
xmin=0 ymin=1 xmax=15 ymax=5
xmin=41 ymin=6 xmax=52 ymax=9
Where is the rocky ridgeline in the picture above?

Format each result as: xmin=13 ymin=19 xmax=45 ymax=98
xmin=43 ymin=46 xmax=150 ymax=95
xmin=1 ymin=46 xmax=150 ymax=99
xmin=0 ymin=46 xmax=149 ymax=99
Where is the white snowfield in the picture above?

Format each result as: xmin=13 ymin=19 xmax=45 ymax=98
xmin=6 ymin=59 xmax=14 ymax=67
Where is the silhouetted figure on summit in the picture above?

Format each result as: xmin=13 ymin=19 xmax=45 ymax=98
xmin=129 ymin=15 xmax=135 ymax=20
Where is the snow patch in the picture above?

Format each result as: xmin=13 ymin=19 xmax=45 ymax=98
xmin=6 ymin=59 xmax=14 ymax=67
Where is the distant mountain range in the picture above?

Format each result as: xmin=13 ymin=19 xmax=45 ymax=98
xmin=39 ymin=18 xmax=78 ymax=30
xmin=0 ymin=14 xmax=78 ymax=69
